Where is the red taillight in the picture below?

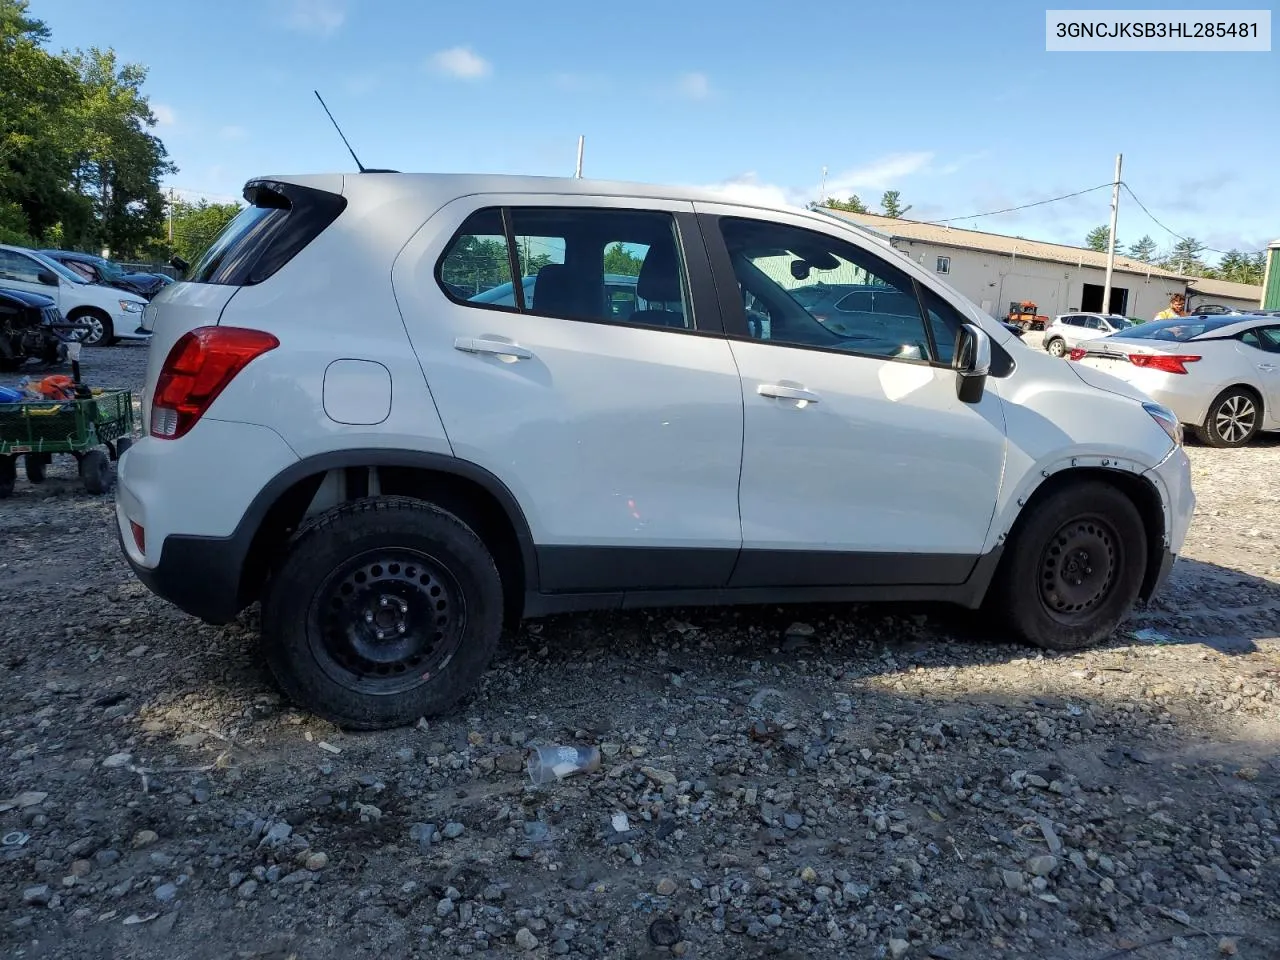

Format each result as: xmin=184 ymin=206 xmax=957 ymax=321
xmin=130 ymin=521 xmax=145 ymax=554
xmin=1128 ymin=353 xmax=1200 ymax=375
xmin=1068 ymin=348 xmax=1086 ymax=361
xmin=150 ymin=326 xmax=279 ymax=439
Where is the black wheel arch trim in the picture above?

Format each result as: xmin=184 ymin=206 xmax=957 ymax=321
xmin=131 ymin=448 xmax=541 ymax=625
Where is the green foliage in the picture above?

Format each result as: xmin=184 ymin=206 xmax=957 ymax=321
xmin=1085 ymin=225 xmax=1119 ymax=253
xmin=440 ymin=235 xmax=511 ymax=294
xmin=1203 ymin=249 xmax=1265 ymax=285
xmin=1161 ymin=237 xmax=1207 ymax=276
xmin=604 ymin=242 xmax=643 ymax=277
xmin=815 ymin=195 xmax=868 ymax=214
xmin=167 ymin=198 xmax=242 ymax=264
xmin=0 ymin=1 xmax=175 ymax=258
xmin=880 ymin=190 xmax=911 ymax=219
xmin=1127 ymin=235 xmax=1158 ymax=263
xmin=0 ymin=200 xmax=34 ymax=245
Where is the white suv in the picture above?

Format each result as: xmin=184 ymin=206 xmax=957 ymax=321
xmin=0 ymin=244 xmax=150 ymax=346
xmin=1041 ymin=312 xmax=1138 ymax=357
xmin=115 ymin=173 xmax=1196 ymax=730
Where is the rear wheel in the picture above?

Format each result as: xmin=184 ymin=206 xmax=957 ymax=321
xmin=990 ymin=480 xmax=1147 ymax=651
xmin=260 ymin=496 xmax=504 ymax=730
xmin=0 ymin=456 xmax=14 ymax=498
xmin=78 ymin=449 xmax=111 ymax=494
xmin=1046 ymin=338 xmax=1067 ymax=358
xmin=1193 ymin=387 xmax=1260 ymax=448
xmin=24 ymin=454 xmax=48 ymax=484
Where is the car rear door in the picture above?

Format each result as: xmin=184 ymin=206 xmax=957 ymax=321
xmin=692 ymin=201 xmax=1007 ymax=588
xmin=391 ymin=194 xmax=745 ymax=595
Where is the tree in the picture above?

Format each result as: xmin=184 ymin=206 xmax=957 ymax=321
xmin=880 ymin=190 xmax=911 ymax=219
xmin=604 ymin=242 xmax=644 ymax=277
xmin=1163 ymin=237 xmax=1207 ymax=276
xmin=1085 ymin=225 xmax=1119 ymax=253
xmin=1209 ymin=249 xmax=1266 ymax=285
xmin=1127 ymin=235 xmax=1158 ymax=263
xmin=167 ymin=198 xmax=241 ymax=264
xmin=815 ymin=195 xmax=868 ymax=214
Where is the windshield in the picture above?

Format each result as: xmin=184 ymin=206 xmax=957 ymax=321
xmin=1107 ymin=315 xmax=1137 ymax=329
xmin=1122 ymin=316 xmax=1239 ymax=341
xmin=30 ymin=250 xmax=87 ymax=284
xmin=90 ymin=256 xmax=126 ymax=281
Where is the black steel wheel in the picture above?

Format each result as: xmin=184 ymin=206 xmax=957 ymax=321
xmin=307 ymin=549 xmax=466 ymax=697
xmin=988 ymin=480 xmax=1146 ymax=651
xmin=261 ymin=496 xmax=504 ymax=730
xmin=79 ymin=449 xmax=111 ymax=495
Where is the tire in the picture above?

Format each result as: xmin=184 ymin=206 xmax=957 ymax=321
xmin=1046 ymin=338 xmax=1067 ymax=358
xmin=0 ymin=456 xmax=14 ymax=499
xmin=114 ymin=436 xmax=133 ymax=460
xmin=78 ymin=449 xmax=111 ymax=495
xmin=24 ymin=454 xmax=47 ymax=484
xmin=0 ymin=356 xmax=20 ymax=372
xmin=260 ymin=496 xmax=504 ymax=730
xmin=68 ymin=310 xmax=115 ymax=347
xmin=1192 ymin=387 xmax=1261 ymax=448
xmin=990 ymin=480 xmax=1147 ymax=652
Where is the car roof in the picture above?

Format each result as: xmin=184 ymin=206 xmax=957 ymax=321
xmin=40 ymin=249 xmax=99 ymax=261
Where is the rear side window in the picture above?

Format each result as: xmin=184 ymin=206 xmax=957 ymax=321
xmin=436 ymin=205 xmax=694 ymax=330
xmin=185 ymin=180 xmax=346 ymax=286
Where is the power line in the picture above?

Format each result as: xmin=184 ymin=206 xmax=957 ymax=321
xmin=1119 ymin=182 xmax=1264 ymax=256
xmin=921 ymin=183 xmax=1114 ymax=224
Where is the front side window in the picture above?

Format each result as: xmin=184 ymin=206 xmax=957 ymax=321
xmin=1241 ymin=326 xmax=1280 ymax=353
xmin=437 ymin=206 xmax=694 ymax=330
xmin=717 ymin=217 xmax=934 ymax=362
xmin=0 ymin=250 xmax=45 ymax=284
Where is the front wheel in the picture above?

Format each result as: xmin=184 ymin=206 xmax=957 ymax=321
xmin=1193 ymin=387 xmax=1261 ymax=448
xmin=990 ymin=481 xmax=1146 ymax=651
xmin=69 ymin=311 xmax=114 ymax=347
xmin=260 ymin=496 xmax=504 ymax=730
xmin=1046 ymin=338 xmax=1067 ymax=358
xmin=78 ymin=449 xmax=111 ymax=494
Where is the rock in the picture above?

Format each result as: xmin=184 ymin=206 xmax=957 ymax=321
xmin=442 ymin=822 xmax=465 ymax=840
xmin=261 ymin=822 xmax=292 ymax=845
xmin=889 ymin=938 xmax=910 ymax=960
xmin=155 ymin=883 xmax=178 ymax=903
xmin=436 ymin=898 xmax=455 ymax=917
xmin=70 ymin=860 xmax=92 ymax=878
xmin=102 ymin=753 xmax=132 ymax=769
xmin=1002 ymin=869 xmax=1025 ymax=891
xmin=641 ymin=766 xmax=677 ymax=786
xmin=785 ymin=622 xmax=815 ymax=638
xmin=784 ymin=813 xmax=804 ymax=830
xmin=305 ymin=852 xmax=328 ymax=871
xmin=1027 ymin=855 xmax=1059 ymax=877
xmin=95 ymin=850 xmax=120 ymax=868
xmin=13 ymin=791 xmax=48 ymax=808
xmin=1219 ymin=937 xmax=1239 ymax=956
xmin=656 ymin=878 xmax=677 ymax=896
xmin=131 ymin=830 xmax=158 ymax=848
xmin=515 ymin=927 xmax=539 ymax=950
xmin=496 ymin=752 xmax=526 ymax=773
xmin=1236 ymin=767 xmax=1259 ymax=782
xmin=800 ymin=866 xmax=817 ymax=883
xmin=237 ymin=880 xmax=258 ymax=899
xmin=23 ymin=885 xmax=51 ymax=907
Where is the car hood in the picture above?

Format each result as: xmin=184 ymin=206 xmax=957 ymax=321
xmin=0 ymin=285 xmax=56 ymax=308
xmin=1065 ymin=356 xmax=1152 ymax=404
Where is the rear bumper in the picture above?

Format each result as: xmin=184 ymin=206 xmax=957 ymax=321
xmin=117 ymin=522 xmax=246 ymax=624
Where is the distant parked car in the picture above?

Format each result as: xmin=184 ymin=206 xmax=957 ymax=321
xmin=0 ymin=245 xmax=149 ymax=346
xmin=1041 ymin=312 xmax=1138 ymax=357
xmin=461 ymin=272 xmax=674 ymax=322
xmin=40 ymin=250 xmax=170 ymax=300
xmin=1071 ymin=314 xmax=1280 ymax=447
xmin=0 ymin=286 xmax=68 ymax=370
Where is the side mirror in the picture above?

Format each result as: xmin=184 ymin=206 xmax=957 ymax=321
xmin=169 ymin=255 xmax=190 ymax=272
xmin=37 ymin=270 xmax=59 ymax=286
xmin=954 ymin=323 xmax=991 ymax=404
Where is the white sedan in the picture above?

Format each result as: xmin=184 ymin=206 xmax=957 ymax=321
xmin=1070 ymin=313 xmax=1280 ymax=447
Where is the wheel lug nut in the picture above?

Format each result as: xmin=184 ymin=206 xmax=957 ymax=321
xmin=380 ymin=598 xmax=390 ymax=607
xmin=364 ymin=612 xmax=374 ymax=623
xmin=399 ymin=603 xmax=408 ymax=614
xmin=397 ymin=624 xmax=406 ymax=635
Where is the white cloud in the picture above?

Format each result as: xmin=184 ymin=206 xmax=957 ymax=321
xmin=219 ymin=125 xmax=248 ymax=141
xmin=823 ymin=152 xmax=935 ymax=196
xmin=428 ymin=46 xmax=492 ymax=80
xmin=696 ymin=172 xmax=806 ymax=209
xmin=151 ymin=103 xmax=176 ymax=127
xmin=277 ymin=0 xmax=345 ymax=36
xmin=676 ymin=71 xmax=711 ymax=100
xmin=695 ymin=152 xmax=941 ymax=212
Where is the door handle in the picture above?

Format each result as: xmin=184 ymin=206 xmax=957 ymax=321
xmin=1259 ymin=363 xmax=1277 ymax=372
xmin=454 ymin=337 xmax=533 ymax=361
xmin=758 ymin=383 xmax=820 ymax=404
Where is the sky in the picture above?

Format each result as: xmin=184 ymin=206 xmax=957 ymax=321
xmin=35 ymin=0 xmax=1280 ymax=264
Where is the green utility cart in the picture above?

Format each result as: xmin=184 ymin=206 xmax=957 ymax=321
xmin=0 ymin=389 xmax=135 ymax=498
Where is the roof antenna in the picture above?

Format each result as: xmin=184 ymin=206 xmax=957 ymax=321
xmin=314 ymin=90 xmax=366 ymax=172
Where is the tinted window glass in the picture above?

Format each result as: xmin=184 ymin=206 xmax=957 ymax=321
xmin=0 ymin=250 xmax=45 ymax=284
xmin=917 ymin=285 xmax=964 ymax=364
xmin=187 ymin=204 xmax=288 ymax=284
xmin=1241 ymin=326 xmax=1280 ymax=353
xmin=438 ymin=208 xmax=515 ymax=308
xmin=1124 ymin=317 xmax=1239 ymax=341
xmin=717 ymin=217 xmax=931 ymax=362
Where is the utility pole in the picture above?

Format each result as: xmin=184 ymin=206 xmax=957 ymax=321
xmin=1101 ymin=153 xmax=1122 ymax=315
xmin=167 ymin=188 xmax=175 ymax=247
xmin=819 ymin=165 xmax=827 ymax=205
xmin=575 ymin=135 xmax=584 ymax=178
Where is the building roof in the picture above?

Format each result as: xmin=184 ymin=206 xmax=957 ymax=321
xmin=1185 ymin=275 xmax=1264 ymax=304
xmin=830 ymin=211 xmax=1193 ymax=279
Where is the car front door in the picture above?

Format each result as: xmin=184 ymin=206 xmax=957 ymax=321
xmin=392 ymin=196 xmax=745 ymax=594
xmin=693 ymin=202 xmax=1008 ymax=587
xmin=1241 ymin=325 xmax=1280 ymax=422
xmin=0 ymin=250 xmax=60 ymax=304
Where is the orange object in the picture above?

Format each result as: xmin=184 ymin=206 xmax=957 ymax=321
xmin=35 ymin=375 xmax=76 ymax=400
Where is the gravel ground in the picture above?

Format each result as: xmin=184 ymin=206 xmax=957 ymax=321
xmin=2 ymin=344 xmax=1278 ymax=960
